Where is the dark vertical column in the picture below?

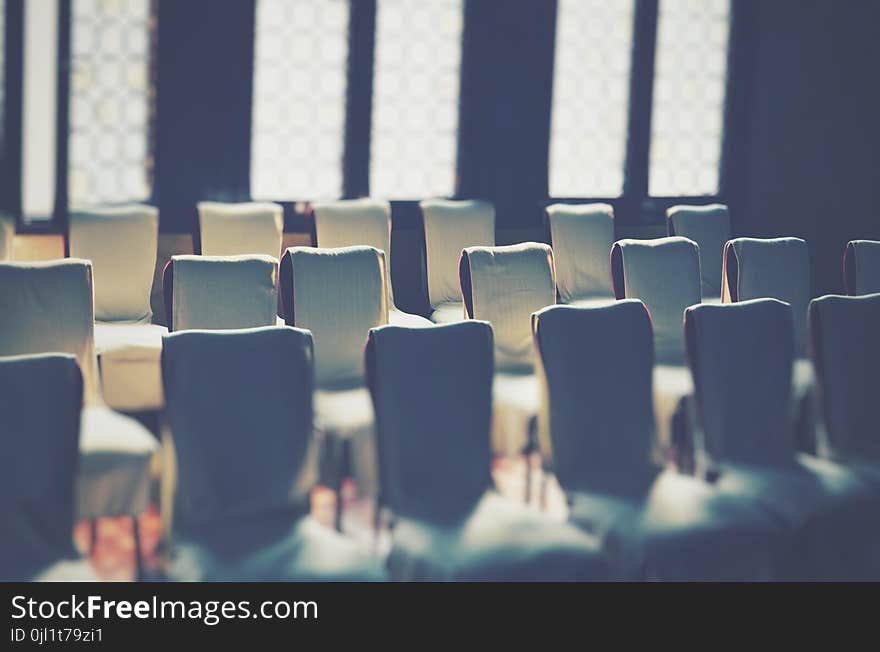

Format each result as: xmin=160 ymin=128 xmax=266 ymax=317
xmin=55 ymin=0 xmax=71 ymax=234
xmin=342 ymin=0 xmax=375 ymax=199
xmin=621 ymin=0 xmax=658 ymax=224
xmin=155 ymin=0 xmax=256 ymax=232
xmin=1 ymin=0 xmax=23 ymax=220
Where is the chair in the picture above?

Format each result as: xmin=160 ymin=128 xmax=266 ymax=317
xmin=313 ymin=199 xmax=431 ymax=327
xmin=420 ymin=199 xmax=495 ymax=323
xmin=162 ymin=255 xmax=279 ymax=332
xmin=843 ymin=240 xmax=880 ymax=296
xmin=685 ymin=298 xmax=880 ymax=579
xmin=545 ymin=202 xmax=616 ymax=307
xmin=161 ymin=326 xmax=384 ymax=581
xmin=0 ymin=213 xmax=13 ymax=260
xmin=610 ymin=237 xmax=701 ymax=461
xmin=196 ymin=201 xmax=284 ymax=259
xmin=533 ymin=302 xmax=779 ymax=580
xmin=0 ymin=354 xmax=97 ymax=581
xmin=68 ymin=205 xmax=166 ymax=412
xmin=722 ymin=237 xmax=816 ymax=446
xmin=280 ymin=246 xmax=388 ymax=528
xmin=366 ymin=320 xmax=607 ymax=581
xmin=459 ymin=243 xmax=555 ymax=480
xmin=0 ymin=260 xmax=158 ymax=574
xmin=809 ymin=293 xmax=880 ymax=487
xmin=666 ymin=204 xmax=731 ymax=302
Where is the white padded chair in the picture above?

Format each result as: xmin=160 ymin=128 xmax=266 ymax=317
xmin=666 ymin=204 xmax=731 ymax=303
xmin=610 ymin=237 xmax=701 ymax=461
xmin=533 ymin=302 xmax=779 ymax=580
xmin=545 ymin=202 xmax=616 ymax=307
xmin=0 ymin=260 xmax=158 ymax=568
xmin=459 ymin=243 xmax=555 ymax=472
xmin=161 ymin=326 xmax=384 ymax=581
xmin=722 ymin=237 xmax=816 ymax=445
xmin=365 ymin=320 xmax=607 ymax=581
xmin=313 ymin=199 xmax=431 ymax=327
xmin=196 ymin=201 xmax=283 ymax=259
xmin=0 ymin=354 xmax=97 ymax=581
xmin=0 ymin=213 xmax=13 ymax=260
xmin=420 ymin=199 xmax=495 ymax=324
xmin=162 ymin=254 xmax=279 ymax=332
xmin=685 ymin=298 xmax=880 ymax=580
xmin=843 ymin=240 xmax=880 ymax=296
xmin=809 ymin=293 xmax=880 ymax=487
xmin=68 ymin=205 xmax=166 ymax=412
xmin=280 ymin=246 xmax=388 ymax=528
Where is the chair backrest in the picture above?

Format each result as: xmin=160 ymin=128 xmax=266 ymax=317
xmin=685 ymin=298 xmax=795 ymax=467
xmin=197 ymin=201 xmax=284 ymax=259
xmin=163 ymin=255 xmax=279 ymax=333
xmin=420 ymin=199 xmax=495 ymax=309
xmin=366 ymin=321 xmax=494 ymax=523
xmin=666 ymin=203 xmax=730 ymax=299
xmin=280 ymin=246 xmax=388 ymax=386
xmin=844 ymin=240 xmax=880 ymax=296
xmin=533 ymin=301 xmax=658 ymax=496
xmin=0 ymin=214 xmax=14 ymax=261
xmin=313 ymin=199 xmax=397 ymax=306
xmin=162 ymin=327 xmax=315 ymax=535
xmin=611 ymin=237 xmax=701 ymax=365
xmin=460 ymin=242 xmax=556 ymax=372
xmin=809 ymin=293 xmax=880 ymax=461
xmin=0 ymin=259 xmax=100 ymax=403
xmin=722 ymin=237 xmax=810 ymax=357
xmin=546 ymin=202 xmax=615 ymax=303
xmin=0 ymin=354 xmax=82 ymax=580
xmin=68 ymin=204 xmax=158 ymax=322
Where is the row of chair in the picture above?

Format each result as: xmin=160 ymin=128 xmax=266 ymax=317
xmin=3 ymin=291 xmax=879 ymax=581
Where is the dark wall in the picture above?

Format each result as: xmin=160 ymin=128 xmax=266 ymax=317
xmin=736 ymin=0 xmax=880 ymax=295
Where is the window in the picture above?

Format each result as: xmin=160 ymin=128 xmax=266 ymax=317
xmin=549 ymin=0 xmax=635 ymax=198
xmin=68 ymin=0 xmax=154 ymax=208
xmin=250 ymin=0 xmax=349 ymax=200
xmin=370 ymin=0 xmax=463 ymax=199
xmin=649 ymin=0 xmax=731 ymax=197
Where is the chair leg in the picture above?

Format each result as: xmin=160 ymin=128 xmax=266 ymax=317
xmin=89 ymin=519 xmax=99 ymax=555
xmin=132 ymin=515 xmax=145 ymax=582
xmin=334 ymin=439 xmax=350 ymax=533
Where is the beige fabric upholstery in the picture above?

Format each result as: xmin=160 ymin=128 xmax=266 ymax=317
xmin=421 ymin=199 xmax=495 ymax=320
xmin=667 ymin=204 xmax=730 ymax=300
xmin=68 ymin=204 xmax=158 ymax=323
xmin=313 ymin=199 xmax=430 ymax=326
xmin=0 ymin=214 xmax=14 ymax=261
xmin=430 ymin=301 xmax=466 ymax=324
xmin=197 ymin=201 xmax=283 ymax=259
xmin=844 ymin=240 xmax=880 ymax=296
xmin=94 ymin=323 xmax=166 ymax=412
xmin=0 ymin=260 xmax=157 ymax=520
xmin=546 ymin=202 xmax=615 ymax=304
xmin=167 ymin=254 xmax=279 ymax=332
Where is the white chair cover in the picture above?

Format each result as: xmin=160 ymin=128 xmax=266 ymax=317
xmin=313 ymin=199 xmax=430 ymax=327
xmin=165 ymin=254 xmax=279 ymax=332
xmin=69 ymin=205 xmax=165 ymax=412
xmin=366 ymin=321 xmax=606 ymax=581
xmin=0 ymin=213 xmax=14 ymax=260
xmin=161 ymin=326 xmax=383 ymax=581
xmin=197 ymin=201 xmax=283 ymax=259
xmin=0 ymin=354 xmax=97 ymax=581
xmin=533 ymin=301 xmax=779 ymax=580
xmin=610 ymin=237 xmax=701 ymax=454
xmin=546 ymin=202 xmax=615 ymax=305
xmin=809 ymin=293 xmax=880 ymax=473
xmin=280 ymin=245 xmax=388 ymax=495
xmin=420 ymin=199 xmax=495 ymax=322
xmin=0 ymin=260 xmax=157 ymax=520
xmin=685 ymin=298 xmax=880 ymax=580
xmin=461 ymin=242 xmax=556 ymax=455
xmin=844 ymin=240 xmax=880 ymax=296
xmin=667 ymin=204 xmax=730 ymax=300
